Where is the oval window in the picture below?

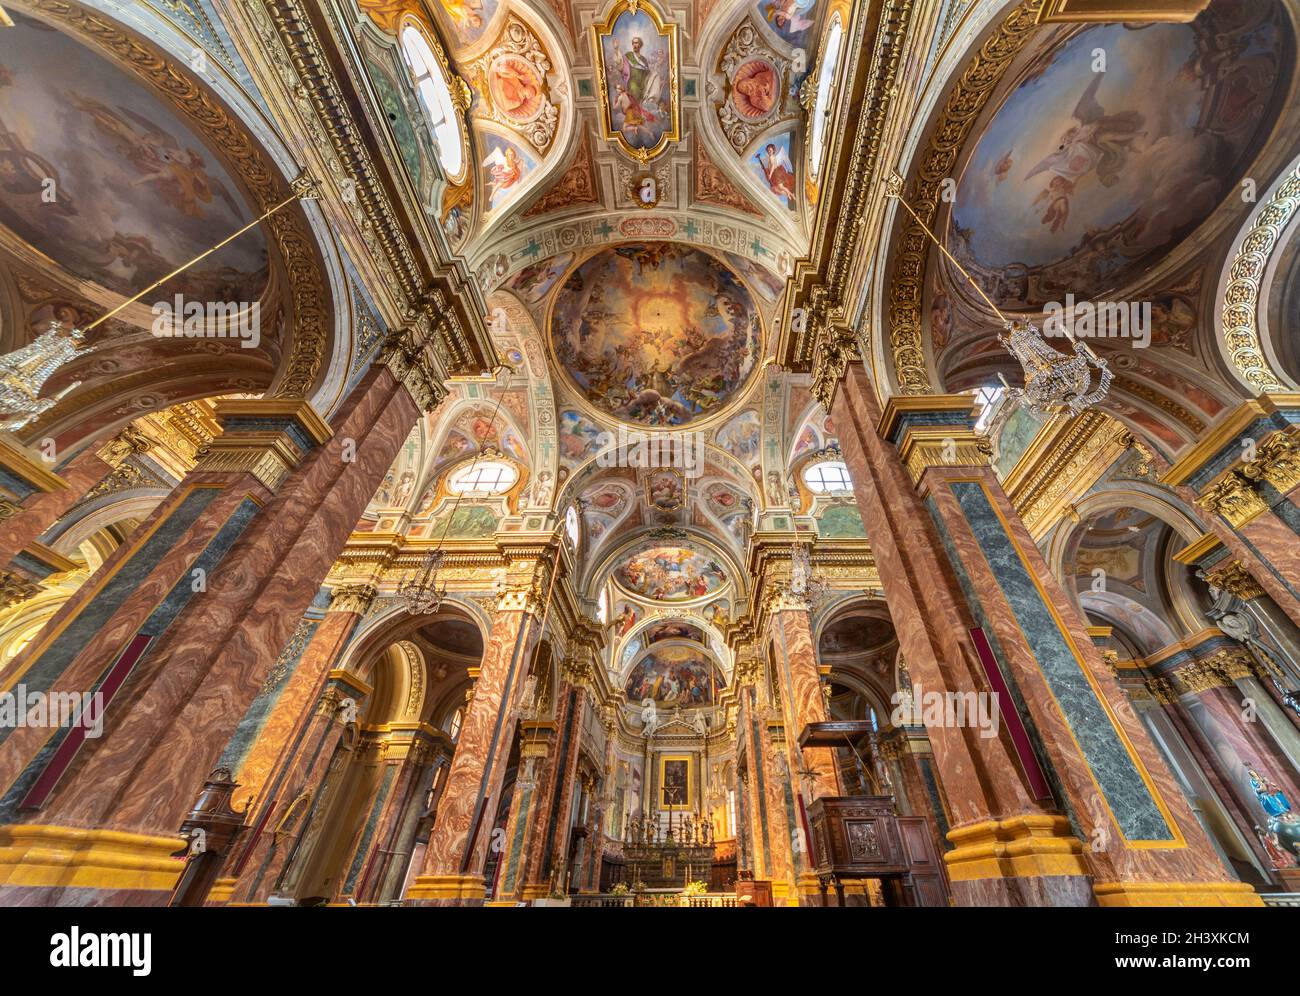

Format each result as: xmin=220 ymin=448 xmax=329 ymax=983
xmin=400 ymin=25 xmax=466 ymax=182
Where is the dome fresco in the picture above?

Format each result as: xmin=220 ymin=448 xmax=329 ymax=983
xmin=949 ymin=0 xmax=1290 ymax=309
xmin=624 ymin=642 xmax=727 ymax=708
xmin=614 ymin=544 xmax=728 ymax=602
xmin=549 ymin=244 xmax=763 ymax=427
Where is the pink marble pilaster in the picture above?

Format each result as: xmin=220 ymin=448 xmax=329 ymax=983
xmin=409 ymin=599 xmax=540 ymax=904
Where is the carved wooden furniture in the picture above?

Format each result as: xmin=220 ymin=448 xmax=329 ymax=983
xmin=800 ymin=721 xmax=949 ymax=907
xmin=805 ymin=798 xmax=949 ymax=907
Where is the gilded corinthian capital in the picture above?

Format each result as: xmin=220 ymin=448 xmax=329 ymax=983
xmin=1194 ymin=471 xmax=1267 ymax=528
xmin=1202 ymin=560 xmax=1265 ymax=601
xmin=1242 ymin=429 xmax=1300 ymax=496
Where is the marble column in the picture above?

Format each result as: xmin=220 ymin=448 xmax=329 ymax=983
xmin=735 ymin=666 xmax=796 ymax=902
xmin=0 ymin=431 xmax=109 ymax=576
xmin=831 ymin=365 xmax=1084 ymax=906
xmin=766 ymin=596 xmax=839 ymax=904
xmin=217 ymin=585 xmax=377 ymax=904
xmin=350 ymin=728 xmax=438 ymax=903
xmin=494 ymin=723 xmax=553 ymax=902
xmin=0 ymin=352 xmax=435 ymax=906
xmin=830 ymin=363 xmax=1260 ymax=905
xmin=535 ymin=676 xmax=587 ymax=896
xmin=590 ymin=709 xmax=617 ymax=893
xmin=1157 ymin=642 xmax=1300 ymax=850
xmin=406 ymin=569 xmax=550 ymax=905
xmin=1175 ymin=544 xmax=1300 ymax=733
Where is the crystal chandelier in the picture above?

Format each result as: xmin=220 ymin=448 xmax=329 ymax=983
xmin=0 ymin=322 xmax=85 ymax=430
xmin=997 ymin=318 xmax=1112 ymax=418
xmin=397 ymin=548 xmax=447 ymax=615
xmin=886 ymin=172 xmax=1112 ymax=416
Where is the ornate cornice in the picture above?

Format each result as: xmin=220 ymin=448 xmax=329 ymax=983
xmin=1002 ymin=411 xmax=1132 ymax=539
xmin=783 ymin=0 xmax=910 ymax=377
xmin=883 ymin=0 xmax=1045 ymax=395
xmin=247 ymin=0 xmax=492 ymax=377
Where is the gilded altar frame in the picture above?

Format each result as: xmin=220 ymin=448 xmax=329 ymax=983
xmin=658 ymin=754 xmax=693 ymax=811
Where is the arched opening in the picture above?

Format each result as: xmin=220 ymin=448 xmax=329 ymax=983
xmin=282 ymin=612 xmax=483 ymax=905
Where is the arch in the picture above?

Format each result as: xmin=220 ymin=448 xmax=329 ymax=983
xmin=1045 ymin=486 xmax=1210 ymax=652
xmin=2 ymin=3 xmax=347 ymax=454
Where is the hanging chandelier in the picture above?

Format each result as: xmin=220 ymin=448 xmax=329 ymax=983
xmin=997 ymin=318 xmax=1112 ymax=418
xmin=885 ymin=172 xmax=1112 ymax=417
xmin=397 ymin=548 xmax=448 ymax=615
xmin=0 ymin=322 xmax=84 ymax=430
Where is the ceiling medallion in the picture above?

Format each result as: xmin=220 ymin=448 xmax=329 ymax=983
xmin=548 ymin=244 xmax=763 ymax=428
xmin=590 ymin=0 xmax=681 ymax=164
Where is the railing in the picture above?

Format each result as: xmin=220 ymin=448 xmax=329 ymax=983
xmin=567 ymin=892 xmax=737 ymax=908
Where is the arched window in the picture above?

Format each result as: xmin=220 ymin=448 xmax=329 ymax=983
xmin=565 ymin=505 xmax=580 ymax=547
xmin=448 ymin=707 xmax=464 ymax=740
xmin=803 ymin=459 xmax=854 ymax=494
xmin=448 ymin=459 xmax=517 ymax=495
xmin=808 ymin=15 xmax=844 ymax=182
xmin=970 ymin=384 xmax=1006 ymax=434
xmin=399 ymin=25 xmax=465 ymax=182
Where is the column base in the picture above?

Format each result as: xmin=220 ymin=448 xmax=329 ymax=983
xmin=520 ymin=882 xmax=550 ymax=900
xmin=208 ymin=876 xmax=237 ymax=905
xmin=1093 ymin=881 xmax=1264 ymax=907
xmin=944 ymin=815 xmax=1088 ymax=880
xmin=944 ymin=815 xmax=1094 ymax=906
xmin=796 ymin=871 xmax=824 ymax=907
xmin=0 ymin=824 xmax=184 ymax=904
xmin=405 ymin=873 xmax=487 ymax=905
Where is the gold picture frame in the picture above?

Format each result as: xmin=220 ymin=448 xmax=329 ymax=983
xmin=590 ymin=0 xmax=681 ymax=164
xmin=659 ymin=754 xmax=693 ymax=811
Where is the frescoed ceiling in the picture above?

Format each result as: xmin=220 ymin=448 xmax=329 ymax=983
xmin=949 ymin=5 xmax=1288 ymax=312
xmin=346 ymin=0 xmax=851 ymax=620
xmin=919 ymin=0 xmax=1299 ymax=456
xmin=367 ymin=0 xmax=838 ymax=297
xmin=0 ymin=13 xmax=269 ymax=301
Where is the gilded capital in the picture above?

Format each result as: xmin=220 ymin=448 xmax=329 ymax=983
xmin=96 ymin=424 xmax=153 ymax=466
xmin=1194 ymin=471 xmax=1267 ymax=528
xmin=379 ymin=314 xmax=452 ymax=414
xmin=1203 ymin=560 xmax=1265 ymax=601
xmin=1241 ymin=429 xmax=1300 ymax=496
xmin=329 ymin=582 xmax=379 ymax=615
